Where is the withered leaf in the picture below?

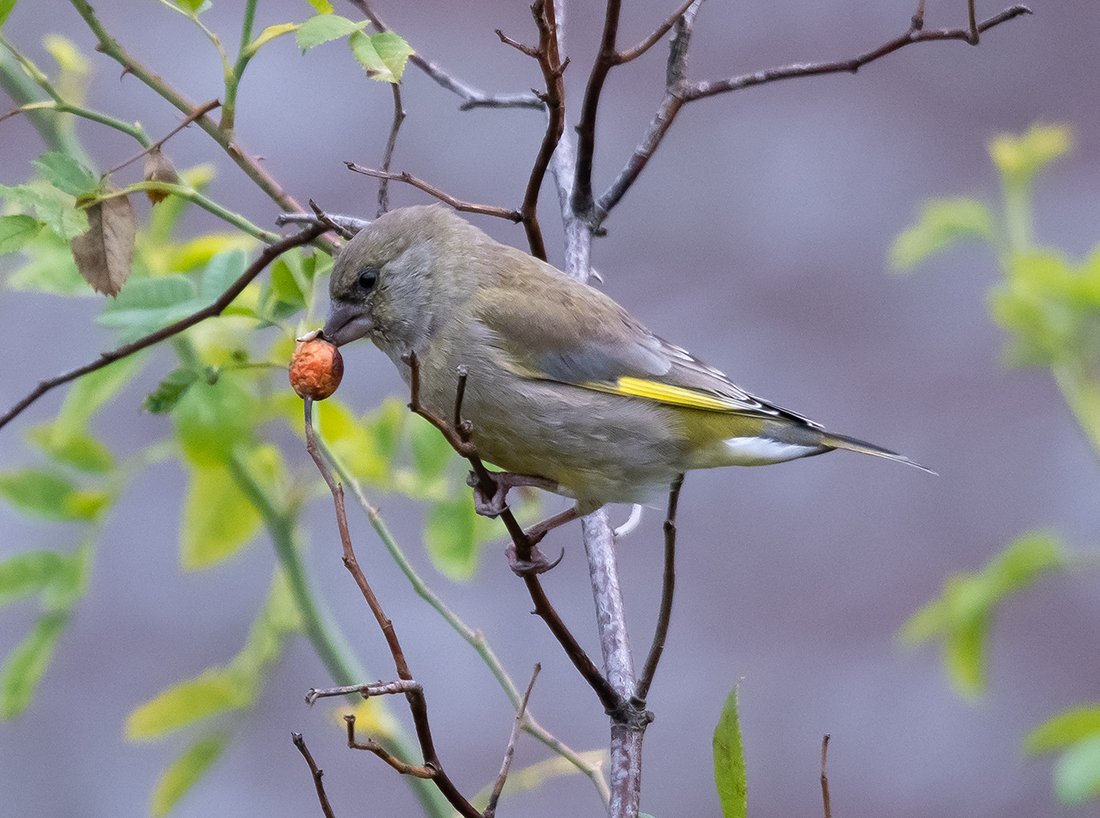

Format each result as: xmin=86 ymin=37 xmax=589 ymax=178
xmin=143 ymin=146 xmax=180 ymax=204
xmin=70 ymin=193 xmax=137 ymax=297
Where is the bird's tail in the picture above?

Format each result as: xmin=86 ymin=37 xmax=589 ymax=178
xmin=819 ymin=432 xmax=937 ymax=475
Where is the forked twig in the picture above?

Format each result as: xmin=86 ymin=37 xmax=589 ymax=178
xmin=485 ymin=664 xmax=541 ymax=818
xmin=345 ymin=163 xmax=522 ymax=222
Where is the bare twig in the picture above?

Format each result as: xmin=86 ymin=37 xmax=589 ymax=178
xmin=346 ymin=714 xmax=436 ymax=779
xmin=275 ymin=212 xmax=369 ymax=237
xmin=104 ymin=99 xmax=220 ymax=176
xmin=303 ymin=399 xmax=481 ymax=818
xmin=306 ymin=680 xmax=423 ymax=704
xmin=821 ymin=734 xmax=832 ymax=818
xmin=595 ymin=3 xmax=1032 ymax=224
xmin=636 ymin=474 xmax=683 ymax=701
xmin=292 ymin=732 xmax=338 ymax=818
xmin=346 ymin=0 xmax=543 ymax=111
xmin=615 ymin=0 xmax=697 ymax=64
xmin=345 ymin=163 xmax=522 ymax=222
xmin=485 ymin=664 xmax=541 ymax=818
xmin=0 ymin=224 xmax=325 ymax=433
xmin=377 ymin=82 xmax=406 ymax=217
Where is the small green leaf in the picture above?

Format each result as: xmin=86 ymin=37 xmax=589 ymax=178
xmin=0 ymin=550 xmax=67 ymax=608
xmin=96 ymin=274 xmax=201 ymax=343
xmin=246 ymin=22 xmax=298 ymax=56
xmin=1053 ymin=734 xmax=1100 ymax=806
xmin=713 ymin=686 xmax=747 ymax=818
xmin=295 ymin=13 xmax=368 ymax=52
xmin=180 ymin=461 xmax=261 ymax=569
xmin=348 ymin=29 xmax=412 ymax=83
xmin=409 ymin=413 xmax=454 ymax=484
xmin=0 ymin=468 xmax=105 ymax=521
xmin=424 ymin=498 xmax=478 ymax=580
xmin=40 ymin=541 xmax=91 ymax=611
xmin=32 ymin=152 xmax=98 ymax=198
xmin=1025 ymin=706 xmax=1100 ymax=755
xmin=5 ymin=226 xmax=85 ymax=295
xmin=174 ymin=0 xmax=207 ymax=14
xmin=890 ymin=198 xmax=996 ymax=271
xmin=144 ymin=368 xmax=200 ymax=414
xmin=28 ymin=424 xmax=114 ymax=473
xmin=172 ymin=371 xmax=255 ymax=466
xmin=0 ymin=214 xmax=41 ymax=255
xmin=990 ymin=124 xmax=1073 ymax=192
xmin=305 ymin=0 xmax=333 ymax=13
xmin=0 ymin=0 xmax=18 ymax=30
xmin=0 ymin=182 xmax=88 ymax=239
xmin=151 ymin=733 xmax=229 ymax=818
xmin=0 ymin=611 xmax=68 ymax=719
xmin=198 ymin=248 xmax=248 ymax=303
xmin=126 ymin=668 xmax=244 ymax=740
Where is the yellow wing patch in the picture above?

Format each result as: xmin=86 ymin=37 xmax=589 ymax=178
xmin=582 ymin=376 xmax=743 ymax=412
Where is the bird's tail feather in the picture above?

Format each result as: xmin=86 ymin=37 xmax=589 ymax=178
xmin=819 ymin=432 xmax=937 ymax=475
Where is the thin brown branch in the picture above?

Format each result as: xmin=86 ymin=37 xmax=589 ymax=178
xmin=104 ymin=99 xmax=220 ymax=176
xmin=399 ymin=352 xmax=623 ymax=714
xmin=0 ymin=224 xmax=325 ymax=433
xmin=377 ymin=83 xmax=406 ymax=218
xmin=292 ymin=732 xmax=338 ymax=818
xmin=485 ymin=664 xmax=541 ymax=818
xmin=594 ymin=3 xmax=1030 ymax=224
xmin=571 ymin=0 xmax=623 ymax=219
xmin=516 ymin=0 xmax=567 ymax=261
xmin=346 ymin=0 xmax=543 ymax=111
xmin=345 ymin=163 xmax=522 ymax=222
xmin=346 ymin=715 xmax=435 ymax=779
xmin=615 ymin=0 xmax=697 ymax=64
xmin=303 ymin=399 xmax=481 ymax=818
xmin=821 ymin=734 xmax=832 ymax=818
xmin=636 ymin=473 xmax=683 ymax=701
xmin=306 ymin=680 xmax=423 ymax=704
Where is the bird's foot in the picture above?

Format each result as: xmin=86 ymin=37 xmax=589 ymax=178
xmin=467 ymin=470 xmax=560 ymax=518
xmin=505 ymin=542 xmax=565 ymax=576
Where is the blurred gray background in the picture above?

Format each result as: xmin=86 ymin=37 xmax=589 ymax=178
xmin=2 ymin=1 xmax=1098 ymax=817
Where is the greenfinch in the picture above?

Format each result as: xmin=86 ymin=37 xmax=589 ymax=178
xmin=324 ymin=205 xmax=930 ymax=516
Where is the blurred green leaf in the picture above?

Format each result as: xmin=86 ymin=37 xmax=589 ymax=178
xmin=0 ymin=550 xmax=67 ymax=609
xmin=150 ymin=733 xmax=229 ymax=818
xmin=989 ymin=123 xmax=1072 ymax=192
xmin=247 ymin=22 xmax=298 ymax=55
xmin=56 ymin=353 xmax=147 ymax=431
xmin=32 ymin=151 xmax=98 ymax=198
xmin=295 ymin=13 xmax=367 ymax=52
xmin=180 ymin=461 xmax=261 ymax=569
xmin=0 ymin=0 xmax=18 ymax=30
xmin=0 ymin=467 xmax=107 ymax=521
xmin=126 ymin=668 xmax=244 ymax=740
xmin=713 ymin=685 xmax=747 ymax=818
xmin=315 ymin=397 xmax=404 ymax=485
xmin=1054 ymin=734 xmax=1100 ymax=806
xmin=229 ymin=570 xmax=301 ymax=680
xmin=144 ymin=368 xmax=200 ymax=414
xmin=305 ymin=0 xmax=333 ymax=13
xmin=96 ymin=274 xmax=201 ymax=343
xmin=198 ymin=249 xmax=248 ymax=303
xmin=1026 ymin=706 xmax=1100 ymax=755
xmin=348 ymin=29 xmax=412 ymax=83
xmin=0 ymin=182 xmax=87 ymax=239
xmin=424 ymin=498 xmax=478 ymax=580
xmin=39 ymin=541 xmax=91 ymax=611
xmin=174 ymin=0 xmax=207 ymax=15
xmin=0 ymin=611 xmax=68 ymax=719
xmin=890 ymin=198 xmax=996 ymax=270
xmin=172 ymin=370 xmax=255 ymax=466
xmin=28 ymin=424 xmax=114 ymax=473
xmin=5 ymin=225 xmax=85 ymax=295
xmin=0 ymin=214 xmax=41 ymax=255
xmin=409 ymin=413 xmax=454 ymax=484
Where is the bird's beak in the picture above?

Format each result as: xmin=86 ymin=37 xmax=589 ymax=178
xmin=323 ymin=301 xmax=373 ymax=347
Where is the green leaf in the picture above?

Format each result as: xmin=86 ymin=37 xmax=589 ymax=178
xmin=713 ymin=686 xmax=747 ymax=818
xmin=0 ymin=0 xmax=18 ymax=30
xmin=305 ymin=0 xmax=333 ymax=13
xmin=0 ymin=611 xmax=68 ymax=719
xmin=890 ymin=198 xmax=996 ymax=270
xmin=150 ymin=733 xmax=229 ymax=818
xmin=28 ymin=424 xmax=114 ymax=473
xmin=247 ymin=22 xmax=298 ymax=55
xmin=989 ymin=124 xmax=1073 ymax=192
xmin=144 ymin=368 xmax=200 ymax=414
xmin=0 ymin=550 xmax=67 ymax=608
xmin=32 ymin=152 xmax=98 ymax=198
xmin=198 ymin=248 xmax=248 ymax=303
xmin=96 ymin=274 xmax=201 ymax=343
xmin=174 ymin=0 xmax=206 ymax=14
xmin=180 ymin=461 xmax=261 ymax=569
xmin=0 ymin=214 xmax=42 ymax=255
xmin=314 ymin=397 xmax=404 ymax=485
xmin=39 ymin=541 xmax=91 ymax=611
xmin=126 ymin=668 xmax=245 ymax=740
xmin=295 ymin=13 xmax=368 ymax=52
xmin=409 ymin=413 xmax=454 ymax=484
xmin=1025 ymin=706 xmax=1100 ymax=755
xmin=424 ymin=498 xmax=478 ymax=580
xmin=56 ymin=353 xmax=148 ymax=431
xmin=348 ymin=29 xmax=413 ymax=83
xmin=229 ymin=570 xmax=301 ymax=680
xmin=5 ymin=226 xmax=85 ymax=295
xmin=0 ymin=182 xmax=88 ymax=239
xmin=172 ymin=371 xmax=256 ymax=466
xmin=1054 ymin=734 xmax=1100 ymax=806
xmin=0 ymin=468 xmax=106 ymax=521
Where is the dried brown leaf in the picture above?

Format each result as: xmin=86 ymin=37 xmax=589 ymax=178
xmin=70 ymin=193 xmax=137 ymax=296
xmin=143 ymin=146 xmax=180 ymax=204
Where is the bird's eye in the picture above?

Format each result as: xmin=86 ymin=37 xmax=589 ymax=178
xmin=357 ymin=267 xmax=379 ymax=292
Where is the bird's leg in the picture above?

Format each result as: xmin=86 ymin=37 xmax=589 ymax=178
xmin=466 ymin=470 xmax=560 ymax=517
